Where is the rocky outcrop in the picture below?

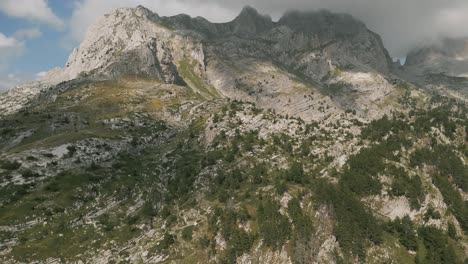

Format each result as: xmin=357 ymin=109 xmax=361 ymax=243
xmin=229 ymin=6 xmax=274 ymax=38
xmin=0 ymin=81 xmax=53 ymax=116
xmin=276 ymin=10 xmax=392 ymax=74
xmin=48 ymin=7 xmax=183 ymax=84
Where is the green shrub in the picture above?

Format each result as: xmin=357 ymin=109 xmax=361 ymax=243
xmin=411 ymin=145 xmax=467 ymax=192
xmin=217 ymin=209 xmax=255 ymax=264
xmin=433 ymin=174 xmax=467 ymax=231
xmin=99 ymin=214 xmax=115 ymax=232
xmin=424 ymin=207 xmax=441 ymax=221
xmin=418 ymin=226 xmax=458 ymax=264
xmin=21 ymin=169 xmax=40 ymax=179
xmin=274 ymin=180 xmax=287 ymax=195
xmin=67 ymin=145 xmax=77 ymax=156
xmin=340 ymin=146 xmax=384 ymax=196
xmin=315 ymin=181 xmax=382 ymax=260
xmin=388 ymin=216 xmax=418 ymax=251
xmin=257 ymin=199 xmax=291 ymax=249
xmin=388 ymin=166 xmax=424 ymax=209
xmin=448 ymin=222 xmax=457 ymax=240
xmin=167 ymin=143 xmax=202 ymax=199
xmin=1 ymin=160 xmax=21 ymax=170
xmin=361 ymin=115 xmax=410 ymax=141
xmin=158 ymin=233 xmax=175 ymax=250
xmin=288 ymin=197 xmax=315 ymax=264
xmin=182 ymin=226 xmax=193 ymax=241
xmin=287 ymin=162 xmax=305 ymax=183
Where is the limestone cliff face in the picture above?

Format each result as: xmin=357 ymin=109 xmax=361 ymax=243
xmin=48 ymin=6 xmax=182 ymax=84
xmin=276 ymin=10 xmax=392 ymax=74
xmin=48 ymin=5 xmax=393 ymax=85
xmin=160 ymin=6 xmax=392 ymax=76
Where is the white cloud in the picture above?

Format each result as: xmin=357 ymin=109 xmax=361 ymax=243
xmin=14 ymin=28 xmax=43 ymax=40
xmin=0 ymin=33 xmax=25 ymax=92
xmin=35 ymin=71 xmax=48 ymax=80
xmin=0 ymin=33 xmax=19 ymax=48
xmin=0 ymin=0 xmax=64 ymax=29
xmin=0 ymin=71 xmax=46 ymax=92
xmin=0 ymin=33 xmax=24 ymax=60
xmin=0 ymin=73 xmax=21 ymax=92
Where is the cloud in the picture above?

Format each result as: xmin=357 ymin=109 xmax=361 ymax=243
xmin=67 ymin=0 xmax=468 ymax=58
xmin=0 ymin=33 xmax=24 ymax=59
xmin=0 ymin=73 xmax=21 ymax=92
xmin=0 ymin=71 xmax=47 ymax=92
xmin=0 ymin=70 xmax=47 ymax=92
xmin=0 ymin=33 xmax=18 ymax=48
xmin=0 ymin=0 xmax=64 ymax=29
xmin=0 ymin=33 xmax=26 ymax=92
xmin=14 ymin=28 xmax=43 ymax=40
xmin=35 ymin=71 xmax=48 ymax=80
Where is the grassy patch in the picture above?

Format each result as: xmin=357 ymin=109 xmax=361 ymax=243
xmin=177 ymin=59 xmax=219 ymax=99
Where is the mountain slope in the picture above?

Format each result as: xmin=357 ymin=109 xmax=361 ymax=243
xmin=0 ymin=6 xmax=467 ymax=264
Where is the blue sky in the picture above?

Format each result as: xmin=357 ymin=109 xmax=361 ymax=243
xmin=0 ymin=1 xmax=71 ymax=74
xmin=0 ymin=0 xmax=466 ymax=91
xmin=0 ymin=0 xmax=76 ymax=90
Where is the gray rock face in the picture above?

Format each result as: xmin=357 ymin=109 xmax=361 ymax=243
xmin=230 ymin=6 xmax=274 ymax=38
xmin=52 ymin=7 xmax=182 ymax=84
xmin=158 ymin=7 xmax=392 ymax=76
xmin=157 ymin=6 xmax=274 ymax=39
xmin=102 ymin=37 xmax=183 ymax=84
xmin=275 ymin=9 xmax=392 ymax=74
xmin=0 ymin=81 xmax=54 ymax=116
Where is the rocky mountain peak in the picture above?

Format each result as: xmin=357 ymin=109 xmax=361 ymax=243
xmin=233 ymin=6 xmax=272 ymax=24
xmin=43 ymin=5 xmax=183 ymax=85
xmin=228 ymin=6 xmax=274 ymax=37
xmin=135 ymin=5 xmax=157 ymax=18
xmin=235 ymin=6 xmax=265 ymax=19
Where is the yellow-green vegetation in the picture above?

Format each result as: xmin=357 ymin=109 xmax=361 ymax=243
xmin=177 ymin=59 xmax=219 ymax=99
xmin=0 ymin=78 xmax=205 ymax=155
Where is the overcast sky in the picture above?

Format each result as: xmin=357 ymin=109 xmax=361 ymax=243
xmin=1 ymin=0 xmax=468 ymax=91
